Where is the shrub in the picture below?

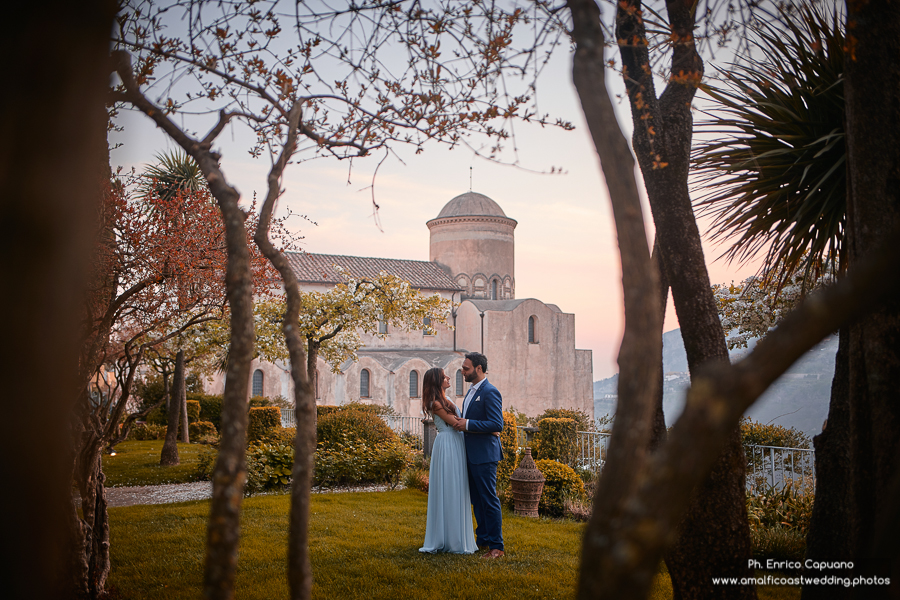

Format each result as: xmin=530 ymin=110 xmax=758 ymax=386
xmin=145 ymin=404 xmax=168 ymax=426
xmin=314 ymin=436 xmax=411 ymax=488
xmin=130 ymin=423 xmax=166 ymax=440
xmin=249 ymin=395 xmax=272 ymax=408
xmin=532 ymin=418 xmax=577 ymax=466
xmin=403 ymin=466 xmax=429 ymax=493
xmin=245 ymin=442 xmax=294 ymax=496
xmin=248 ymin=407 xmax=282 ymax=443
xmin=265 ymin=427 xmax=295 ymax=447
xmin=534 ymin=408 xmax=593 ymax=433
xmin=747 ymin=483 xmax=814 ymax=536
xmin=316 ymin=405 xmax=341 ymax=418
xmin=535 ymin=459 xmax=587 ymax=518
xmin=496 ymin=411 xmax=520 ymax=492
xmin=751 ymin=525 xmax=807 ymax=564
xmin=196 ymin=446 xmax=218 ymax=481
xmin=316 ymin=407 xmax=396 ymax=450
xmin=189 ymin=421 xmax=217 ymax=443
xmin=398 ymin=430 xmax=423 ymax=451
xmin=191 ymin=394 xmax=223 ymax=430
xmin=186 ymin=400 xmax=200 ymax=423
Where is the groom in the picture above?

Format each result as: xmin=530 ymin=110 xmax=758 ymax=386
xmin=453 ymin=352 xmax=504 ymax=559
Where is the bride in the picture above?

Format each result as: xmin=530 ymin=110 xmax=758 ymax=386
xmin=418 ymin=367 xmax=477 ymax=554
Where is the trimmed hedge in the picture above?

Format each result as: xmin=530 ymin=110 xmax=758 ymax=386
xmin=534 ymin=408 xmax=593 ymax=433
xmin=186 ymin=400 xmax=200 ymax=423
xmin=130 ymin=423 xmax=166 ymax=440
xmin=535 ymin=459 xmax=587 ymax=518
xmin=532 ymin=418 xmax=577 ymax=466
xmin=248 ymin=407 xmax=282 ymax=443
xmin=189 ymin=421 xmax=217 ymax=442
xmin=191 ymin=394 xmax=224 ymax=430
xmin=314 ymin=437 xmax=411 ymax=488
xmin=316 ymin=407 xmax=396 ymax=450
xmin=496 ymin=411 xmax=519 ymax=491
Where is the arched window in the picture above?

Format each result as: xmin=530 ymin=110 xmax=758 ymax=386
xmin=423 ymin=316 xmax=433 ymax=335
xmin=360 ymin=369 xmax=370 ymax=398
xmin=491 ymin=279 xmax=498 ymax=300
xmin=378 ymin=319 xmax=388 ymax=334
xmin=456 ymin=370 xmax=464 ymax=396
xmin=409 ymin=371 xmax=419 ymax=397
xmin=528 ymin=316 xmax=538 ymax=344
xmin=252 ymin=369 xmax=264 ymax=397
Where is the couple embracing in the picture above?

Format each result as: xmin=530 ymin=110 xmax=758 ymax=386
xmin=418 ymin=352 xmax=505 ymax=559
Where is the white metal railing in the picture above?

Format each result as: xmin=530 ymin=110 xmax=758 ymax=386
xmin=515 ymin=426 xmax=611 ymax=471
xmin=746 ymin=444 xmax=815 ymax=493
xmin=382 ymin=415 xmax=425 ymax=439
xmin=279 ymin=409 xmax=424 ymax=440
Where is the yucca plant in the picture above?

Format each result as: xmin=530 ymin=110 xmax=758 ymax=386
xmin=138 ymin=149 xmax=206 ymax=201
xmin=692 ymin=3 xmax=846 ymax=284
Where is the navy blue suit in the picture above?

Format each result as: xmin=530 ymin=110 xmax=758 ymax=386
xmin=462 ymin=379 xmax=504 ymax=551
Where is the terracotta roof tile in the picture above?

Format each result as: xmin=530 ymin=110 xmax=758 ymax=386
xmin=285 ymin=252 xmax=462 ymax=292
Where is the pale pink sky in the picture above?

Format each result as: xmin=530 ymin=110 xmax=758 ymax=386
xmin=111 ymin=50 xmax=759 ymax=380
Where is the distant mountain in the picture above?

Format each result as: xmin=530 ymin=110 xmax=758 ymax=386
xmin=594 ymin=329 xmax=837 ymax=436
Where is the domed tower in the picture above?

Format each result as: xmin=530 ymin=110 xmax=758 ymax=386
xmin=426 ymin=192 xmax=517 ymax=300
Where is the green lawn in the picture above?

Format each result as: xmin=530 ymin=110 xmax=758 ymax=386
xmin=108 ymin=489 xmax=800 ymax=600
xmin=103 ymin=440 xmax=207 ymax=487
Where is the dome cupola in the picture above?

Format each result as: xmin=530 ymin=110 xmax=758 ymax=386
xmin=427 ymin=192 xmax=516 ymax=300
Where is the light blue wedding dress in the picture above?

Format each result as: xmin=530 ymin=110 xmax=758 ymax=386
xmin=419 ymin=406 xmax=477 ymax=554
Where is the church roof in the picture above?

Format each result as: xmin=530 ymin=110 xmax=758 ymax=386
xmin=465 ymin=298 xmax=563 ymax=313
xmin=435 ymin=191 xmax=509 ymax=219
xmin=285 ymin=252 xmax=462 ymax=291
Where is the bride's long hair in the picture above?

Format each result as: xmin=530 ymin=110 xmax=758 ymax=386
xmin=422 ymin=367 xmax=452 ymax=417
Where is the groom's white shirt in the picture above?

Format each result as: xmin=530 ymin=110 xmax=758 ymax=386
xmin=461 ymin=378 xmax=486 ymax=431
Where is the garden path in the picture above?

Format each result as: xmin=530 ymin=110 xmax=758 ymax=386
xmin=94 ymin=482 xmax=396 ymax=507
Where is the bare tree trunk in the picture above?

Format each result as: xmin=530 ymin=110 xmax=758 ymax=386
xmin=650 ymin=238 xmax=669 ymax=452
xmin=566 ymin=1 xmax=663 ymax=597
xmin=253 ymin=102 xmax=317 ymax=600
xmin=181 ymin=367 xmax=190 ymax=444
xmin=114 ymin=50 xmax=258 ymax=600
xmin=161 ymin=349 xmax=184 ymax=466
xmin=837 ymin=1 xmax=900 ymax=595
xmin=0 ymin=1 xmax=115 ymax=598
xmin=612 ymin=1 xmax=755 ymax=596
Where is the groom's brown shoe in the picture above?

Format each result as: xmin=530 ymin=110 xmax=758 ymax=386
xmin=481 ymin=549 xmax=504 ymax=559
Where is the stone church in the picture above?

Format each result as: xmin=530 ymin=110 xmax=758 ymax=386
xmin=208 ymin=192 xmax=594 ymax=418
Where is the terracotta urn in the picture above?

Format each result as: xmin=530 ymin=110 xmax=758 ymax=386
xmin=510 ymin=447 xmax=545 ymax=518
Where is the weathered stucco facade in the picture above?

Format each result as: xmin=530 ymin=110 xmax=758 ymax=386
xmin=205 ymin=192 xmax=593 ymax=419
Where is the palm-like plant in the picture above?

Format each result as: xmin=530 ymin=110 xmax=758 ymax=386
xmin=138 ymin=150 xmax=206 ymax=201
xmin=692 ymin=3 xmax=845 ymax=285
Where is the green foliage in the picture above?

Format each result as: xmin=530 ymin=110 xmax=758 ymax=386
xmin=751 ymin=525 xmax=808 ymax=565
xmin=186 ymin=400 xmax=200 ymax=423
xmin=314 ymin=436 xmax=412 ymax=488
xmin=496 ymin=411 xmax=520 ymax=492
xmin=248 ymin=407 xmax=282 ymax=443
xmin=532 ymin=418 xmax=578 ymax=466
xmin=130 ymin=423 xmax=167 ymax=441
xmin=265 ymin=427 xmax=296 ymax=447
xmin=534 ymin=408 xmax=593 ymax=432
xmin=693 ymin=3 xmax=846 ymax=280
xmin=740 ymin=418 xmax=811 ymax=450
xmin=191 ymin=393 xmax=223 ymax=430
xmin=249 ymin=396 xmax=272 ymax=408
xmin=398 ymin=430 xmax=423 ymax=451
xmin=245 ymin=443 xmax=294 ymax=495
xmin=134 ymin=375 xmax=166 ymax=412
xmin=188 ymin=421 xmax=217 ymax=443
xmin=535 ymin=459 xmax=587 ymax=518
xmin=403 ymin=465 xmax=429 ymax=493
xmin=747 ymin=484 xmax=814 ymax=536
xmin=145 ymin=404 xmax=168 ymax=426
xmin=316 ymin=405 xmax=341 ymax=418
xmin=316 ymin=406 xmax=397 ymax=450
